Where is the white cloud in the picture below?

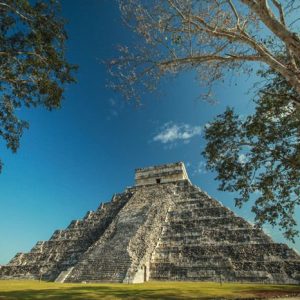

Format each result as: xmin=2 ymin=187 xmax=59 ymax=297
xmin=192 ymin=161 xmax=207 ymax=175
xmin=153 ymin=122 xmax=201 ymax=145
xmin=106 ymin=97 xmax=123 ymax=120
xmin=185 ymin=161 xmax=208 ymax=176
xmin=109 ymin=98 xmax=116 ymax=106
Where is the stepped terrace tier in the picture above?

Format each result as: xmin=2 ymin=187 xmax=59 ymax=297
xmin=1 ymin=162 xmax=299 ymax=284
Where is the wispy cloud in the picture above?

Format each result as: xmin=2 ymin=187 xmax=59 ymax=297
xmin=185 ymin=160 xmax=208 ymax=176
xmin=109 ymin=98 xmax=116 ymax=106
xmin=153 ymin=122 xmax=201 ymax=146
xmin=192 ymin=161 xmax=207 ymax=175
xmin=106 ymin=97 xmax=123 ymax=120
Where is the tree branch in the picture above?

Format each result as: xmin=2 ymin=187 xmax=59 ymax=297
xmin=241 ymin=0 xmax=300 ymax=58
xmin=227 ymin=0 xmax=240 ymax=27
xmin=0 ymin=2 xmax=32 ymax=22
xmin=159 ymin=54 xmax=263 ymax=69
xmin=270 ymin=0 xmax=286 ymax=25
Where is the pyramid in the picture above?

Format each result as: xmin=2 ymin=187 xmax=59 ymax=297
xmin=1 ymin=162 xmax=299 ymax=284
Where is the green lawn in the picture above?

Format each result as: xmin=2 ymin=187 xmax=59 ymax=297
xmin=0 ymin=280 xmax=299 ymax=299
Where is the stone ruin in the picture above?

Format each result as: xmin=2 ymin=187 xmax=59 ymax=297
xmin=0 ymin=162 xmax=300 ymax=284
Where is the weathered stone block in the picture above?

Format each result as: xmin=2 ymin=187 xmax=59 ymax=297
xmin=1 ymin=163 xmax=299 ymax=284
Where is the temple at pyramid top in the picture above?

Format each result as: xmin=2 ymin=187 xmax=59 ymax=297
xmin=135 ymin=162 xmax=190 ymax=186
xmin=1 ymin=161 xmax=300 ymax=284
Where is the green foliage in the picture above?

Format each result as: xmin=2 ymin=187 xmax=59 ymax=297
xmin=203 ymin=73 xmax=300 ymax=240
xmin=0 ymin=0 xmax=76 ymax=172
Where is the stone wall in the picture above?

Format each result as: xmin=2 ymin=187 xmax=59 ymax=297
xmin=149 ymin=181 xmax=300 ymax=284
xmin=135 ymin=162 xmax=189 ymax=186
xmin=0 ymin=192 xmax=132 ymax=281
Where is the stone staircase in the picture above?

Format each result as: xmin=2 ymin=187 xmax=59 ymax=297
xmin=0 ymin=192 xmax=132 ymax=281
xmin=149 ymin=181 xmax=300 ymax=283
xmin=1 ymin=165 xmax=300 ymax=284
xmin=65 ymin=184 xmax=176 ymax=283
xmin=55 ymin=267 xmax=74 ymax=283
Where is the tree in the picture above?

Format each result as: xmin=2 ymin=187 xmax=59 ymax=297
xmin=203 ymin=71 xmax=300 ymax=241
xmin=108 ymin=0 xmax=300 ymax=239
xmin=109 ymin=0 xmax=300 ymax=101
xmin=0 ymin=0 xmax=76 ymax=172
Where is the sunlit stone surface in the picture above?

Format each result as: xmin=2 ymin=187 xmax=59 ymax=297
xmin=0 ymin=162 xmax=299 ymax=283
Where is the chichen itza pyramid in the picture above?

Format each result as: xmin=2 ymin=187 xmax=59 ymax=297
xmin=1 ymin=162 xmax=300 ymax=283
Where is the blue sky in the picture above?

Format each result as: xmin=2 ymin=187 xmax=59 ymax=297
xmin=0 ymin=0 xmax=299 ymax=264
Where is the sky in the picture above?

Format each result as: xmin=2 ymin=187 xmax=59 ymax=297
xmin=0 ymin=0 xmax=299 ymax=265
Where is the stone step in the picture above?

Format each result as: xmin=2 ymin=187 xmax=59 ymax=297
xmin=158 ymin=229 xmax=270 ymax=244
xmin=77 ymin=264 xmax=130 ymax=270
xmin=152 ymin=245 xmax=298 ymax=262
xmin=149 ymin=264 xmax=293 ymax=283
xmin=1 ymin=191 xmax=132 ymax=281
xmin=2 ymin=176 xmax=300 ymax=284
xmin=55 ymin=267 xmax=74 ymax=283
xmin=168 ymin=206 xmax=233 ymax=216
xmin=164 ymin=217 xmax=252 ymax=229
xmin=158 ymin=240 xmax=271 ymax=247
xmin=174 ymin=199 xmax=218 ymax=207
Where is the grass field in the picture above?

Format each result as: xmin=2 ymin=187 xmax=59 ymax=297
xmin=0 ymin=280 xmax=300 ymax=300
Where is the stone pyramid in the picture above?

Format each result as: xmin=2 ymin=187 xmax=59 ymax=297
xmin=1 ymin=162 xmax=299 ymax=284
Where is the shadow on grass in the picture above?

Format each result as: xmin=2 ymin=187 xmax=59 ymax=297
xmin=242 ymin=285 xmax=300 ymax=299
xmin=0 ymin=286 xmax=211 ymax=300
